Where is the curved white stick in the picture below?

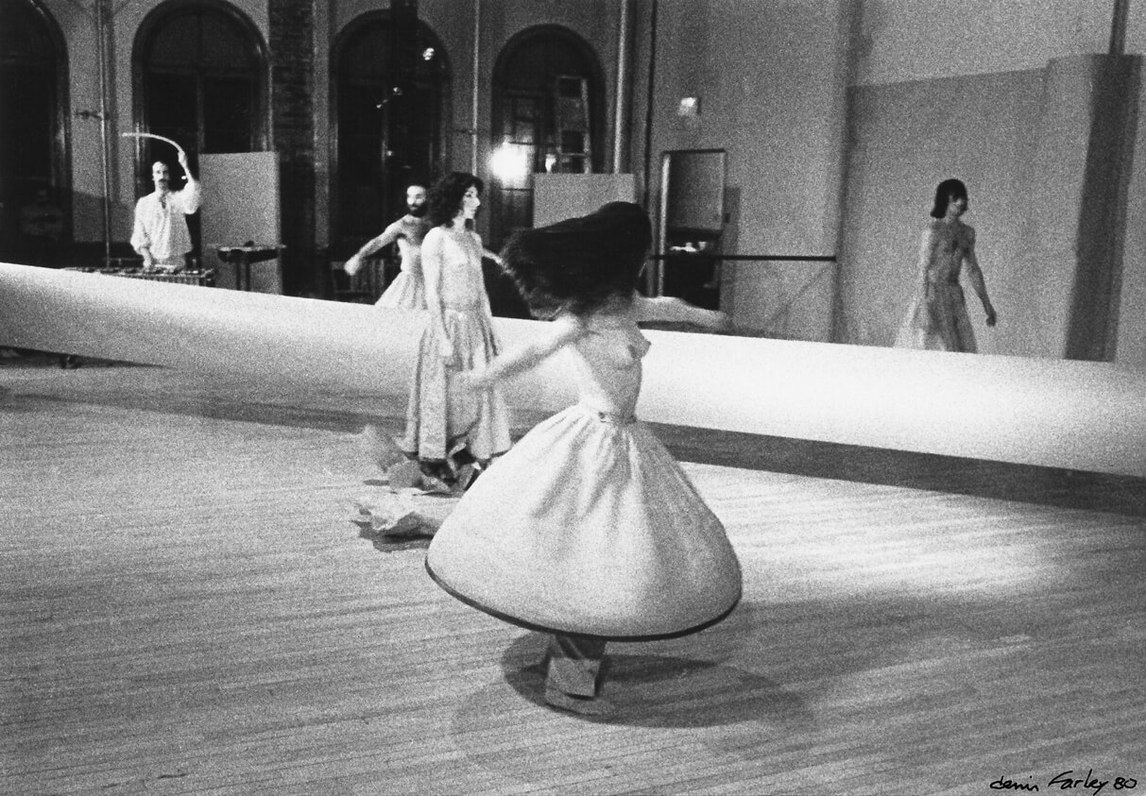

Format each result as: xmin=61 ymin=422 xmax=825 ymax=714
xmin=121 ymin=132 xmax=185 ymax=154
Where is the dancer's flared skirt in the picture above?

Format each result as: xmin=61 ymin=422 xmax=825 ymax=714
xmin=426 ymin=404 xmax=742 ymax=640
xmin=895 ymin=282 xmax=976 ymax=352
xmin=375 ymin=271 xmax=425 ymax=310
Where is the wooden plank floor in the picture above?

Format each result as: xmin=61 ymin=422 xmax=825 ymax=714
xmin=2 ymin=355 xmax=1144 ymax=795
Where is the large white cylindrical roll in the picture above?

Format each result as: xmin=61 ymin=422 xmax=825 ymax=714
xmin=3 ymin=261 xmax=1144 ymax=476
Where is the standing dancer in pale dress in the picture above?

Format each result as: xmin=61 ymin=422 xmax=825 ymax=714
xmin=895 ymin=178 xmax=998 ymax=351
xmin=426 ymin=202 xmax=742 ymax=715
xmin=344 ymin=183 xmax=431 ymax=309
xmin=398 ymin=172 xmax=511 ymax=485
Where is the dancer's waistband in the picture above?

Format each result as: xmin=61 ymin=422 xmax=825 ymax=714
xmin=575 ymin=402 xmax=636 ymax=425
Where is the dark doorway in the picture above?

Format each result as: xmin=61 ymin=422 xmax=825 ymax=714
xmin=331 ymin=11 xmax=449 ymax=259
xmin=0 ymin=0 xmax=68 ymax=266
xmin=132 ymin=0 xmax=268 ymax=258
xmin=489 ymin=26 xmax=604 ymax=250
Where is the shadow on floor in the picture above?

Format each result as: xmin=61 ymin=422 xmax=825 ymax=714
xmin=652 ymin=422 xmax=1146 ymax=518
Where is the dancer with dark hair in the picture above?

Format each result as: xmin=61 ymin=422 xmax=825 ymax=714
xmin=397 ymin=172 xmax=510 ymax=485
xmin=425 ymin=202 xmax=742 ymax=715
xmin=895 ymin=178 xmax=997 ymax=351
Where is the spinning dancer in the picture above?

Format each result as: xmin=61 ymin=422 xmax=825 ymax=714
xmin=895 ymin=178 xmax=997 ymax=351
xmin=396 ymin=172 xmax=511 ymax=485
xmin=130 ymin=147 xmax=200 ymax=273
xmin=344 ymin=183 xmax=432 ymax=309
xmin=425 ymin=202 xmax=742 ymax=715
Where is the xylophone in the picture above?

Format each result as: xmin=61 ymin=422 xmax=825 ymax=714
xmin=64 ymin=265 xmax=216 ymax=287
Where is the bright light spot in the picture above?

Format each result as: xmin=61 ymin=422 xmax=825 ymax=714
xmin=678 ymin=96 xmax=701 ymax=117
xmin=489 ymin=142 xmax=530 ymax=185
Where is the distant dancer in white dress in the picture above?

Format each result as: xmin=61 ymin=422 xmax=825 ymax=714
xmin=343 ymin=183 xmax=431 ymax=309
xmin=895 ymin=178 xmax=997 ymax=352
xmin=426 ymin=202 xmax=742 ymax=715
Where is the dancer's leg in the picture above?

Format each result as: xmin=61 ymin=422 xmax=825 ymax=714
xmin=544 ymin=634 xmax=610 ymax=715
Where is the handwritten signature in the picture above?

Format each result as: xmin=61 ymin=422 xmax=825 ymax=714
xmin=990 ymin=770 xmax=1138 ymax=794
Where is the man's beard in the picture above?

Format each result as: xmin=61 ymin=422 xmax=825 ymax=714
xmin=408 ymin=204 xmax=427 ymax=218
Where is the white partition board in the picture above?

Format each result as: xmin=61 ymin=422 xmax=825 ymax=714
xmin=200 ymin=152 xmax=283 ymax=293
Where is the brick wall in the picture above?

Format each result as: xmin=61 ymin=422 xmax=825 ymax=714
xmin=270 ymin=0 xmax=317 ymax=296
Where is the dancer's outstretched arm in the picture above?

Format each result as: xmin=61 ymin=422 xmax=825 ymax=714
xmin=633 ymin=294 xmax=733 ymax=332
xmin=466 ymin=314 xmax=586 ymax=389
xmin=345 ymin=221 xmax=403 ymax=276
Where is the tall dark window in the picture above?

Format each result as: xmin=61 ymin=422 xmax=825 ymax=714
xmin=331 ymin=13 xmax=449 ymax=256
xmin=131 ymin=1 xmax=266 ymax=259
xmin=133 ymin=2 xmax=266 ymax=178
xmin=490 ymin=26 xmax=603 ymax=249
xmin=0 ymin=0 xmax=68 ymax=263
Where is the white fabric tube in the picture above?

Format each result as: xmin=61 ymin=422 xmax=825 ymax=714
xmin=3 ymin=261 xmax=1144 ymax=477
xmin=0 ymin=263 xmax=422 ymax=396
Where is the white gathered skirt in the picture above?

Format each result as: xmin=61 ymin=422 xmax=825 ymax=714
xmin=375 ymin=271 xmax=426 ymax=310
xmin=426 ymin=404 xmax=742 ymax=640
xmin=895 ymin=281 xmax=977 ymax=352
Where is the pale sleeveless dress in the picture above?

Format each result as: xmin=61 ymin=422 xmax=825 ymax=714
xmin=895 ymin=221 xmax=977 ymax=352
xmin=398 ymin=227 xmax=511 ymax=462
xmin=376 ymin=222 xmax=428 ymax=310
xmin=426 ymin=312 xmax=742 ymax=640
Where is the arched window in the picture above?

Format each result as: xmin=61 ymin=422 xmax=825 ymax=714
xmin=331 ymin=13 xmax=449 ymax=256
xmin=489 ymin=26 xmax=604 ymax=248
xmin=0 ymin=0 xmax=68 ymax=264
xmin=132 ymin=0 xmax=267 ymax=181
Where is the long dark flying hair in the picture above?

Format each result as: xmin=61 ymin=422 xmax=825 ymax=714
xmin=427 ymin=172 xmax=483 ymax=227
xmin=931 ymin=178 xmax=968 ymax=218
xmin=499 ymin=201 xmax=653 ymax=317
